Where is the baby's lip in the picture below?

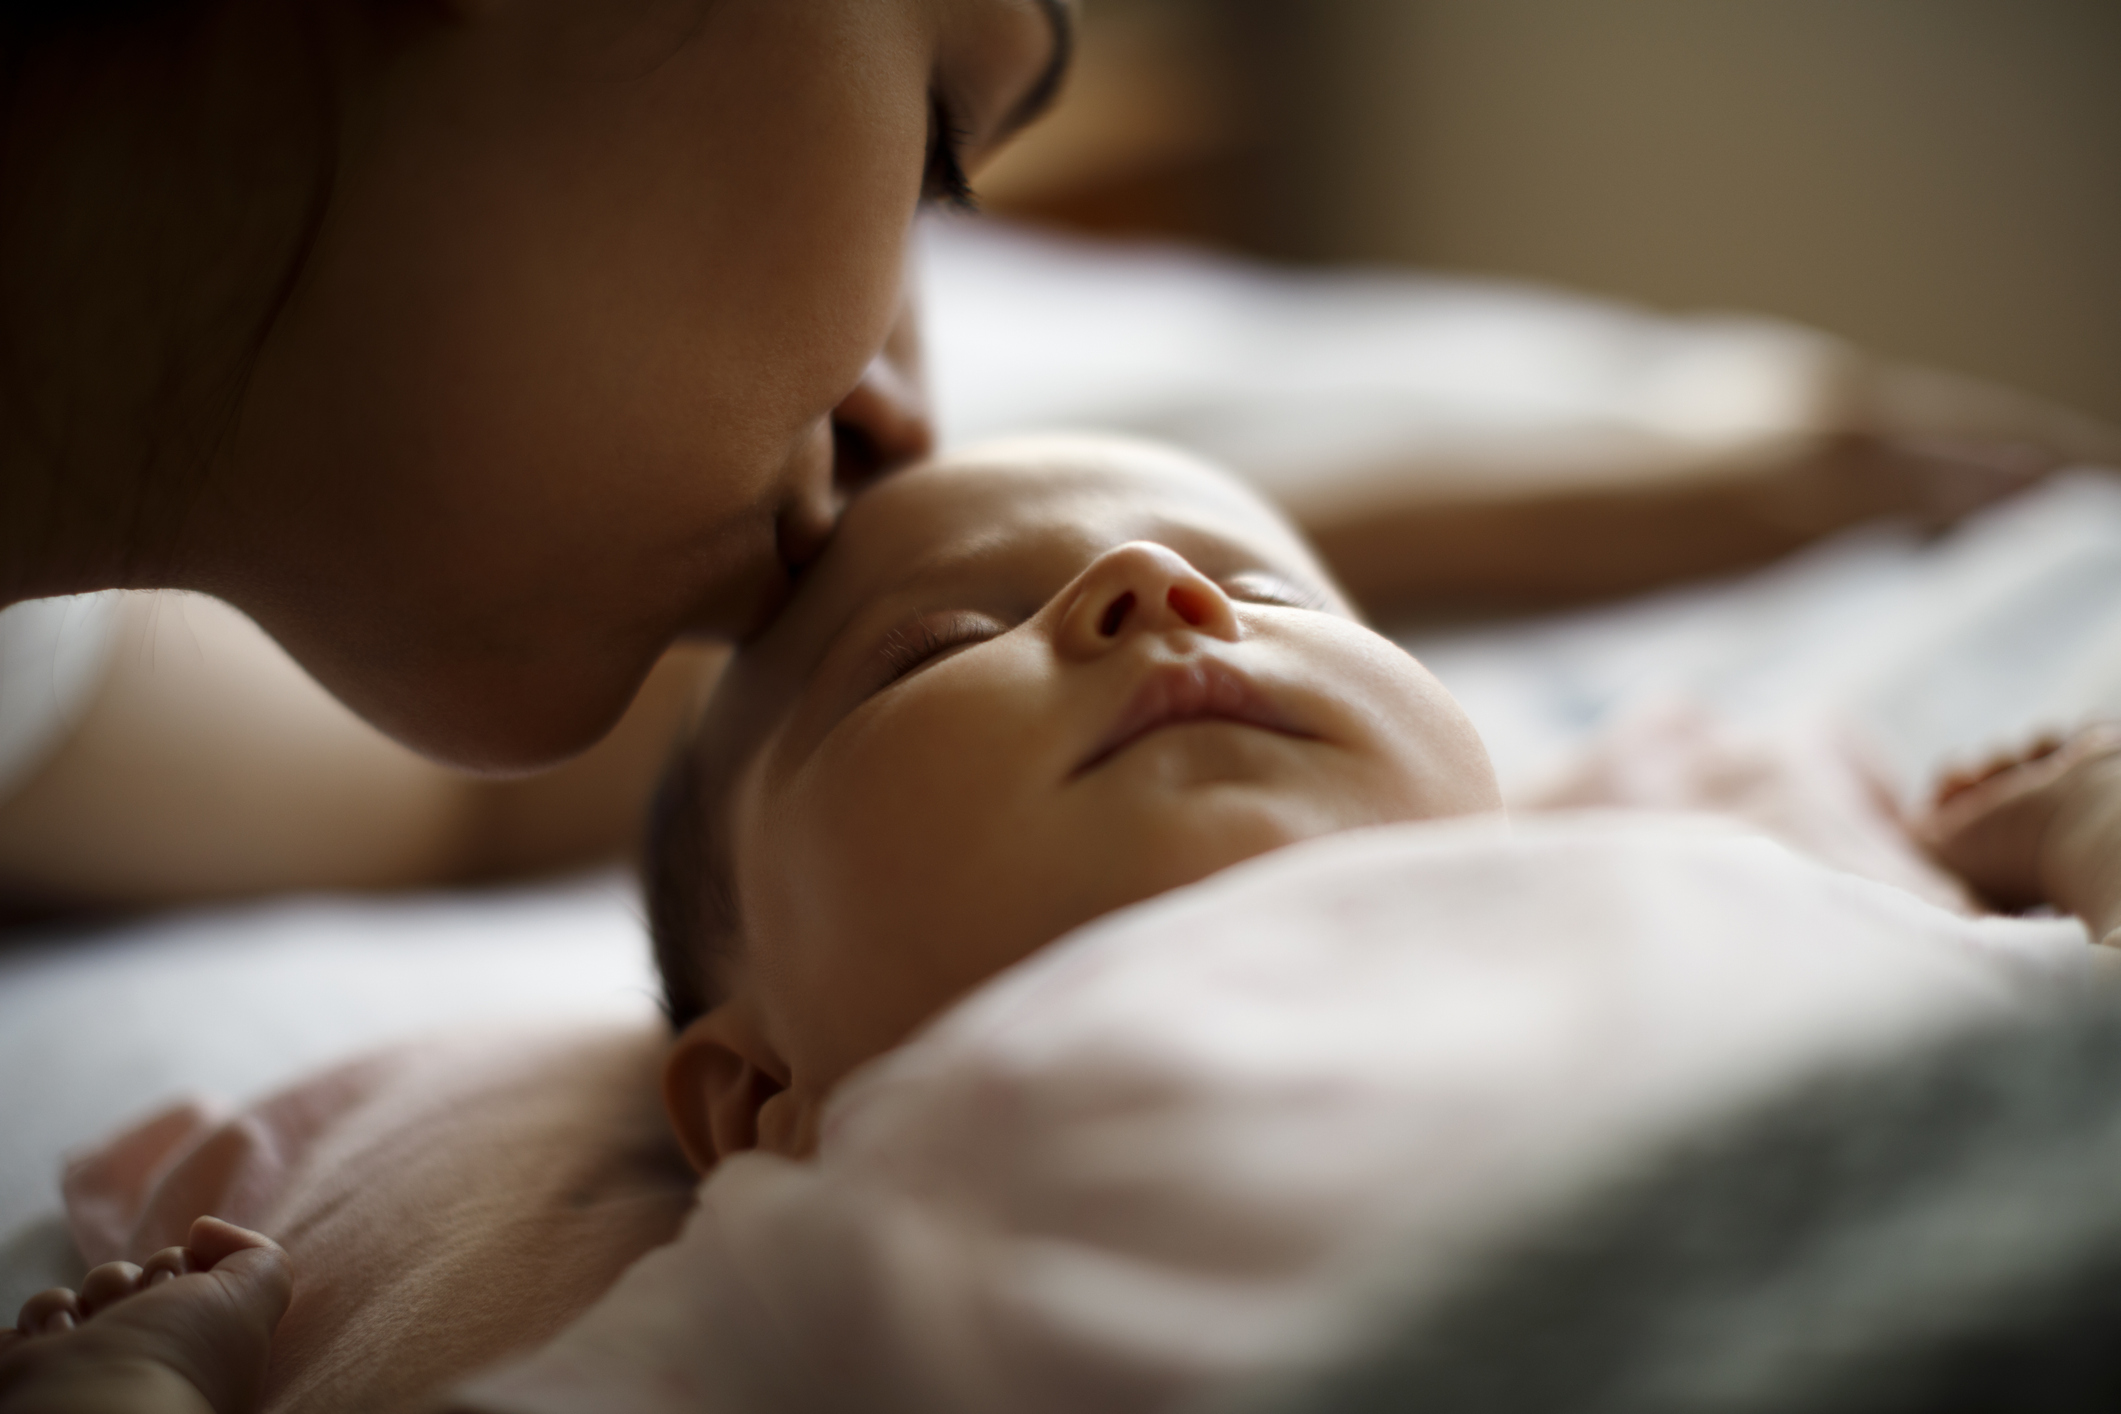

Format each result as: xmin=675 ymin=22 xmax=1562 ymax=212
xmin=1071 ymin=657 xmax=1314 ymax=778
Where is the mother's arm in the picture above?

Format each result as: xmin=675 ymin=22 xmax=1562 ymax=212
xmin=1304 ymin=432 xmax=2050 ymax=613
xmin=0 ymin=594 xmax=721 ymax=916
xmin=1291 ymin=359 xmax=2121 ymax=617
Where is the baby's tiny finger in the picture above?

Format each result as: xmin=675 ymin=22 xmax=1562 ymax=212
xmin=15 ymin=1286 xmax=82 ymax=1335
xmin=140 ymin=1245 xmax=194 ymax=1288
xmin=183 ymin=1215 xmax=286 ymax=1274
xmin=78 ymin=1260 xmax=145 ymax=1316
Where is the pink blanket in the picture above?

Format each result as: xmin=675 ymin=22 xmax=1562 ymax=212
xmin=456 ymin=816 xmax=2097 ymax=1414
xmin=66 ymin=1021 xmax=693 ymax=1414
xmin=62 ymin=816 xmax=2101 ymax=1412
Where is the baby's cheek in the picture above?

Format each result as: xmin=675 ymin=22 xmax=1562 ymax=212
xmin=1367 ymin=668 xmax=1500 ymax=819
xmin=760 ymin=744 xmax=991 ymax=987
xmin=1419 ymin=712 xmax=1505 ymax=818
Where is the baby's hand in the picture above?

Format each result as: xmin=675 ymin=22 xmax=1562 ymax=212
xmin=1920 ymin=724 xmax=2121 ymax=946
xmin=0 ymin=1217 xmax=291 ymax=1414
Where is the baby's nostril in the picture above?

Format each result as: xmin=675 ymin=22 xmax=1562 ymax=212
xmin=1167 ymin=585 xmax=1208 ymax=627
xmin=1099 ymin=592 xmax=1136 ymax=637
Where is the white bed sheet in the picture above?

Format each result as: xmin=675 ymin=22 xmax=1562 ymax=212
xmin=3 ymin=219 xmax=2119 ymax=1317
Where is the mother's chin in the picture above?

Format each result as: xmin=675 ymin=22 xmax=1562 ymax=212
xmin=272 ymin=613 xmax=669 ymax=775
xmin=200 ymin=449 xmax=803 ymax=772
xmin=226 ymin=545 xmax=747 ymax=773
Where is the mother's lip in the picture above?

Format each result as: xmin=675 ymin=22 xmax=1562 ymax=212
xmin=1071 ymin=658 xmax=1312 ymax=778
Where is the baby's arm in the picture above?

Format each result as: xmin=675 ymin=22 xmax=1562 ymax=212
xmin=1922 ymin=725 xmax=2121 ymax=947
xmin=0 ymin=1217 xmax=290 ymax=1414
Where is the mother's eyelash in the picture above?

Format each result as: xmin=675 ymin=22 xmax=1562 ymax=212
xmin=923 ymin=92 xmax=978 ymax=212
xmin=875 ymin=612 xmax=1001 ymax=690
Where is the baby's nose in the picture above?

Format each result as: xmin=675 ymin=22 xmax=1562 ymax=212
xmin=1057 ymin=542 xmax=1241 ymax=659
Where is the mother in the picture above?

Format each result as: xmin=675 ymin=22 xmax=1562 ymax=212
xmin=0 ymin=0 xmax=1071 ymax=770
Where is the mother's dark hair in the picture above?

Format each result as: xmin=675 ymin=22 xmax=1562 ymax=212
xmin=2 ymin=0 xmax=173 ymax=39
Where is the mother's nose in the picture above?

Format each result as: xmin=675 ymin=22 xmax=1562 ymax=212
xmin=832 ymin=285 xmax=934 ymax=494
xmin=831 ymin=344 xmax=933 ymax=491
xmin=779 ymin=309 xmax=935 ymax=576
xmin=1057 ymin=542 xmax=1241 ymax=661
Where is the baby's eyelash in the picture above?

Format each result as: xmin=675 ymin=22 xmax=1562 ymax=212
xmin=1224 ymin=572 xmax=1331 ymax=612
xmin=875 ymin=613 xmax=999 ymax=690
xmin=923 ymin=93 xmax=978 ymax=212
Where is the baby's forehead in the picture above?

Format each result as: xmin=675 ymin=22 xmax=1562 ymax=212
xmin=709 ymin=438 xmax=1313 ymax=702
xmin=837 ymin=439 xmax=1317 ymax=585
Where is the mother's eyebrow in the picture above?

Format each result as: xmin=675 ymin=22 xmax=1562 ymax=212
xmin=1004 ymin=0 xmax=1076 ymax=135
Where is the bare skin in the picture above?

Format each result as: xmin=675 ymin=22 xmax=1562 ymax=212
xmin=1 ymin=0 xmax=1075 ymax=772
xmin=1305 ymin=429 xmax=2076 ymax=616
xmin=0 ymin=1218 xmax=290 ymax=1414
xmin=660 ymin=540 xmax=2121 ymax=1168
xmin=660 ymin=436 xmax=1503 ymax=1168
xmin=650 ymin=441 xmax=2121 ymax=1176
xmin=1920 ymin=724 xmax=2121 ymax=949
xmin=0 ymin=604 xmax=725 ymax=914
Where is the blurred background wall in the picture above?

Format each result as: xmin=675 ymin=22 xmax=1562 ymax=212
xmin=979 ymin=0 xmax=2121 ymax=423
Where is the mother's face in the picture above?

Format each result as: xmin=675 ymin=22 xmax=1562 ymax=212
xmin=216 ymin=0 xmax=1071 ymax=770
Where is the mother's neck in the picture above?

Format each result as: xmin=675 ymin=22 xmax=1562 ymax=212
xmin=0 ymin=0 xmax=341 ymax=606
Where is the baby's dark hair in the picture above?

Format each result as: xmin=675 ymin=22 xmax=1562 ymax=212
xmin=644 ymin=723 xmax=743 ymax=1033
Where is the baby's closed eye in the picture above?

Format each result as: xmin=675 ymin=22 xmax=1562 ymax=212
xmin=874 ymin=611 xmax=1009 ymax=691
xmin=869 ymin=572 xmax=1328 ymax=695
xmin=1222 ymin=570 xmax=1332 ymax=612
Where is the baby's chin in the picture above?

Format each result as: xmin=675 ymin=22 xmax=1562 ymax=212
xmin=1050 ymin=775 xmax=1428 ymax=932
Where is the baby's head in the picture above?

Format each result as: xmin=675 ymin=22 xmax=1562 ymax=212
xmin=650 ymin=435 xmax=1499 ymax=1170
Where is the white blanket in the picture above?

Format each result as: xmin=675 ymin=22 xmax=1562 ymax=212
xmin=457 ymin=816 xmax=2096 ymax=1414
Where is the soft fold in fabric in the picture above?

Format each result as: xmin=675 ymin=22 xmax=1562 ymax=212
xmin=64 ymin=1022 xmax=694 ymax=1414
xmin=460 ymin=814 xmax=2097 ymax=1414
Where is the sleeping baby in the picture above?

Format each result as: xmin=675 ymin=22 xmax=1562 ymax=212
xmin=532 ymin=435 xmax=2121 ymax=1413
xmin=641 ymin=433 xmax=2121 ymax=1173
xmin=9 ymin=435 xmax=2120 ymax=1413
xmin=641 ymin=433 xmax=1503 ymax=1165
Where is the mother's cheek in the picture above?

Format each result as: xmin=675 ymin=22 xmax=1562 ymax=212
xmin=673 ymin=0 xmax=935 ymax=418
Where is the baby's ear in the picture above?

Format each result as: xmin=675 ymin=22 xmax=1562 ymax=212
xmin=662 ymin=1000 xmax=790 ymax=1175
